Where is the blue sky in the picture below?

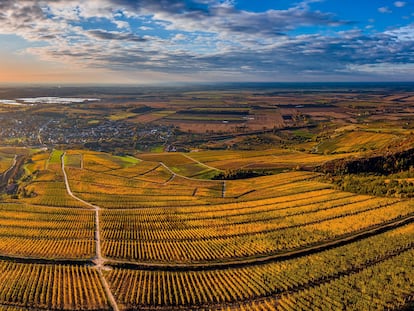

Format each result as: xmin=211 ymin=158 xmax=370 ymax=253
xmin=0 ymin=0 xmax=413 ymax=84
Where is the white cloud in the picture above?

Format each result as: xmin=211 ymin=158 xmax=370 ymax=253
xmin=394 ymin=1 xmax=406 ymax=7
xmin=384 ymin=24 xmax=414 ymax=41
xmin=172 ymin=34 xmax=187 ymax=41
xmin=378 ymin=7 xmax=392 ymax=13
xmin=113 ymin=20 xmax=130 ymax=30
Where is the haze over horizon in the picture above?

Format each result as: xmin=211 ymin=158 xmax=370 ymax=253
xmin=0 ymin=0 xmax=413 ymax=84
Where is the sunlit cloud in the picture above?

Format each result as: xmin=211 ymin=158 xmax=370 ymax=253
xmin=0 ymin=0 xmax=413 ymax=83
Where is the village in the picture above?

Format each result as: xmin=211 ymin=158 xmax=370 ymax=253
xmin=0 ymin=112 xmax=174 ymax=152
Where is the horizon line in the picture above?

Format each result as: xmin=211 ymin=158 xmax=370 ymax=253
xmin=1 ymin=81 xmax=414 ymax=88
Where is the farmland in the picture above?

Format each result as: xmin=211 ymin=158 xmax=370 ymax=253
xmin=0 ymin=84 xmax=413 ymax=310
xmin=0 ymin=145 xmax=411 ymax=310
xmin=1 ymin=83 xmax=414 ymax=153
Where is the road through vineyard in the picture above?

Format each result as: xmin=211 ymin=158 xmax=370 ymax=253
xmin=0 ymin=149 xmax=411 ymax=310
xmin=61 ymin=153 xmax=119 ymax=311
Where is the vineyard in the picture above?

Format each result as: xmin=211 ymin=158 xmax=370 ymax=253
xmin=0 ymin=203 xmax=94 ymax=259
xmin=20 ymin=150 xmax=90 ymax=208
xmin=0 ymin=261 xmax=109 ymax=310
xmin=0 ymin=147 xmax=29 ymax=174
xmin=105 ymin=222 xmax=414 ymax=309
xmin=0 ymin=153 xmax=15 ymax=175
xmin=187 ymin=148 xmax=352 ymax=170
xmin=137 ymin=152 xmax=219 ymax=178
xmin=0 ymin=148 xmax=412 ymax=310
xmin=316 ymin=131 xmax=397 ymax=154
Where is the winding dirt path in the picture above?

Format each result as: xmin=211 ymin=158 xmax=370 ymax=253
xmin=0 ymin=155 xmax=18 ymax=188
xmin=2 ymin=155 xmax=17 ymax=175
xmin=181 ymin=153 xmax=220 ymax=171
xmin=59 ymin=151 xmax=414 ymax=310
xmin=158 ymin=162 xmax=221 ymax=183
xmin=61 ymin=153 xmax=119 ymax=311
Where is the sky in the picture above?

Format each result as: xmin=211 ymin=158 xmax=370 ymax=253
xmin=0 ymin=0 xmax=413 ymax=84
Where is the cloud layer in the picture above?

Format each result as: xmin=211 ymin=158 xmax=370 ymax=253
xmin=1 ymin=0 xmax=413 ymax=82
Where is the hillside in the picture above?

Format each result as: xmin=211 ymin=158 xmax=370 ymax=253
xmin=0 ymin=148 xmax=411 ymax=310
xmin=319 ymin=136 xmax=414 ymax=175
